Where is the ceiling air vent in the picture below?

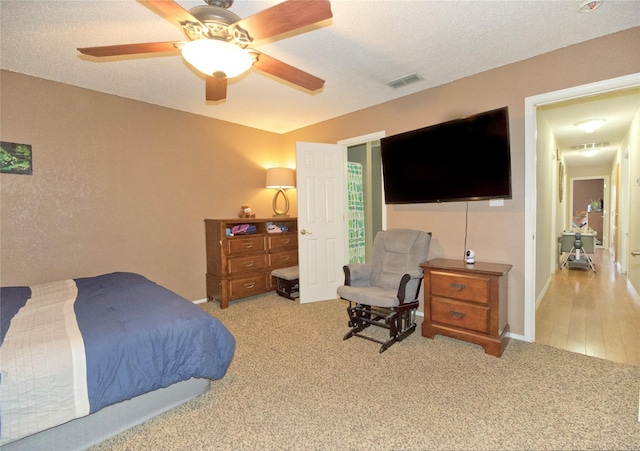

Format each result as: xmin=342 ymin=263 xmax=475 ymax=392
xmin=384 ymin=73 xmax=424 ymax=89
xmin=570 ymin=142 xmax=611 ymax=151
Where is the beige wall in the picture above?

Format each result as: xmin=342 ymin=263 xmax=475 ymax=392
xmin=0 ymin=71 xmax=288 ymax=299
xmin=1 ymin=28 xmax=639 ymax=335
xmin=282 ymin=27 xmax=640 ymax=335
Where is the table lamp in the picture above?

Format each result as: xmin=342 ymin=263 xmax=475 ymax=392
xmin=266 ymin=167 xmax=295 ymax=217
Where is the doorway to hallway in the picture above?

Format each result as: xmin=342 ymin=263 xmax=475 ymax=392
xmin=523 ymin=73 xmax=640 ymax=342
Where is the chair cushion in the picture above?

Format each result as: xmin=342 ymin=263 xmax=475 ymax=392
xmin=371 ymin=229 xmax=431 ymax=297
xmin=270 ymin=266 xmax=299 ymax=281
xmin=337 ymin=229 xmax=431 ymax=308
xmin=337 ymin=285 xmax=399 ymax=308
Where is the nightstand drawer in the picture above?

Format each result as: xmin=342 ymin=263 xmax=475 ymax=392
xmin=269 ymin=250 xmax=298 ymax=270
xmin=226 ymin=236 xmax=265 ymax=255
xmin=228 ymin=275 xmax=267 ymax=300
xmin=268 ymin=233 xmax=298 ymax=250
xmin=431 ymin=297 xmax=489 ymax=333
xmin=430 ymin=271 xmax=490 ymax=304
xmin=227 ymin=255 xmax=267 ymax=275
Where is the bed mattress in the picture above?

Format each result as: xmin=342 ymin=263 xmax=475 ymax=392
xmin=0 ymin=272 xmax=235 ymax=445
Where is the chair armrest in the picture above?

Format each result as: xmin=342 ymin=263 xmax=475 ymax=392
xmin=343 ymin=264 xmax=372 ymax=287
xmin=396 ymin=270 xmax=424 ymax=304
xmin=404 ymin=269 xmax=424 ymax=280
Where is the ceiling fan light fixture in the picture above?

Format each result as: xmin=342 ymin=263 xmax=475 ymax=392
xmin=182 ymin=39 xmax=252 ymax=78
xmin=575 ymin=118 xmax=605 ymax=133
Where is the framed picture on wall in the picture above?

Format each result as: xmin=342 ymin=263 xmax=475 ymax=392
xmin=1 ymin=141 xmax=33 ymax=175
xmin=558 ymin=161 xmax=564 ymax=203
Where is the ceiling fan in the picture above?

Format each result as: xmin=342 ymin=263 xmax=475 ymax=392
xmin=78 ymin=0 xmax=333 ymax=102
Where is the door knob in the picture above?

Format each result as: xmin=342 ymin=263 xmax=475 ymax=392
xmin=300 ymin=229 xmax=312 ymax=235
xmin=631 ymin=251 xmax=640 ymax=256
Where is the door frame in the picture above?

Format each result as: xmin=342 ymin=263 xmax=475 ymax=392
xmin=524 ymin=73 xmax=640 ymax=342
xmin=338 ymin=131 xmax=387 ymax=258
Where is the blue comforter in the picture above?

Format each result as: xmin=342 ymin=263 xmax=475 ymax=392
xmin=0 ymin=272 xmax=235 ymax=442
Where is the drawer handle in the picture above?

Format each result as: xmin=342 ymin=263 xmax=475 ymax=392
xmin=449 ymin=283 xmax=465 ymax=291
xmin=243 ymin=282 xmax=256 ymax=289
xmin=449 ymin=311 xmax=465 ymax=320
xmin=280 ymin=256 xmax=290 ymax=261
xmin=243 ymin=242 xmax=254 ymax=248
xmin=243 ymin=261 xmax=255 ymax=267
xmin=281 ymin=239 xmax=290 ymax=244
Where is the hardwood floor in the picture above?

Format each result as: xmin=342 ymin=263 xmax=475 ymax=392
xmin=536 ymin=248 xmax=640 ymax=366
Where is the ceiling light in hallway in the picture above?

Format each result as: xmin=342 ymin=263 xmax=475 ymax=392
xmin=575 ymin=118 xmax=605 ymax=133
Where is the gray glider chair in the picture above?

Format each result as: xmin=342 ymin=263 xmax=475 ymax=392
xmin=337 ymin=228 xmax=431 ymax=353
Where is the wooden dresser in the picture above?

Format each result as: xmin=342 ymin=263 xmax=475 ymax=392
xmin=205 ymin=218 xmax=298 ymax=308
xmin=421 ymin=258 xmax=511 ymax=357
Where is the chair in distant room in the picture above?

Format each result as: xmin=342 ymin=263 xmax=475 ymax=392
xmin=337 ymin=228 xmax=431 ymax=353
xmin=559 ymin=231 xmax=596 ymax=272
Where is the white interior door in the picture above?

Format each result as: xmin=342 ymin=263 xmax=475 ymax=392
xmin=296 ymin=142 xmax=346 ymax=303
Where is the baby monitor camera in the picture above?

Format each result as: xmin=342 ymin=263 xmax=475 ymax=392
xmin=465 ymin=249 xmax=475 ymax=264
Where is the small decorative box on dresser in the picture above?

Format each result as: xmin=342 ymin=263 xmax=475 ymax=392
xmin=205 ymin=218 xmax=298 ymax=308
xmin=421 ymin=258 xmax=512 ymax=357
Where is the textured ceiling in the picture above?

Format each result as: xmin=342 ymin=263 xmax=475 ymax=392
xmin=1 ymin=0 xmax=639 ymax=136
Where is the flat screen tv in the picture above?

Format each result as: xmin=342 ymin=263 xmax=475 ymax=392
xmin=381 ymin=106 xmax=512 ymax=204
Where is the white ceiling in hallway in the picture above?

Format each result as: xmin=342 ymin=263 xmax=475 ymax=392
xmin=540 ymin=87 xmax=640 ymax=169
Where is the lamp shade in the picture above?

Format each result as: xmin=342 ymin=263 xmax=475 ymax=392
xmin=266 ymin=167 xmax=295 ymax=189
xmin=182 ymin=39 xmax=253 ymax=78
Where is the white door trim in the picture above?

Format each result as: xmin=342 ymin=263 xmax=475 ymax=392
xmin=338 ymin=131 xmax=386 ymax=147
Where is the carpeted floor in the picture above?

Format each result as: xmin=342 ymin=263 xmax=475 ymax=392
xmin=92 ymin=293 xmax=640 ymax=450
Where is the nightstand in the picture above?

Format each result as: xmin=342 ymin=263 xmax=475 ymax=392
xmin=421 ymin=258 xmax=511 ymax=357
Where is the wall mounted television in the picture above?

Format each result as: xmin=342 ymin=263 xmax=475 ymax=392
xmin=381 ymin=106 xmax=512 ymax=204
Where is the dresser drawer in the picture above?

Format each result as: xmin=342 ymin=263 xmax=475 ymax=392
xmin=228 ymin=275 xmax=267 ymax=300
xmin=268 ymin=233 xmax=298 ymax=250
xmin=227 ymin=254 xmax=267 ymax=275
xmin=431 ymin=297 xmax=489 ymax=333
xmin=430 ymin=271 xmax=490 ymax=304
xmin=269 ymin=250 xmax=298 ymax=270
xmin=226 ymin=235 xmax=265 ymax=255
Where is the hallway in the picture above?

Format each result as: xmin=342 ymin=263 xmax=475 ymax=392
xmin=536 ymin=249 xmax=640 ymax=366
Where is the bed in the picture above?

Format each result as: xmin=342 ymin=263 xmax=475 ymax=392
xmin=0 ymin=272 xmax=236 ymax=449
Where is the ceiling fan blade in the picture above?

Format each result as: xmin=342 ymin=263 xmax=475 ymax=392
xmin=206 ymin=76 xmax=228 ymax=101
xmin=232 ymin=0 xmax=333 ymax=42
xmin=78 ymin=42 xmax=182 ymax=57
xmin=252 ymin=52 xmax=324 ymax=92
xmin=143 ymin=0 xmax=206 ymax=28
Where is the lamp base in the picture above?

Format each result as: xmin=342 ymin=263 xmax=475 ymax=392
xmin=271 ymin=189 xmax=291 ymax=218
